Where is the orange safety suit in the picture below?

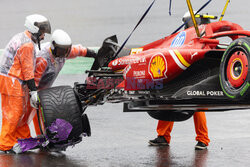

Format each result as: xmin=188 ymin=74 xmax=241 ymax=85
xmin=156 ymin=112 xmax=210 ymax=146
xmin=32 ymin=42 xmax=88 ymax=135
xmin=0 ymin=31 xmax=36 ymax=151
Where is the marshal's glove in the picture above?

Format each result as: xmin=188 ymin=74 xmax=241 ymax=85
xmin=30 ymin=91 xmax=38 ymax=109
xmin=27 ymin=78 xmax=39 ymax=109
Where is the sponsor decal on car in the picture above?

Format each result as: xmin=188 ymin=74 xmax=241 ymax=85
xmin=191 ymin=52 xmax=198 ymax=60
xmin=133 ymin=70 xmax=146 ymax=78
xmin=112 ymin=60 xmax=119 ymax=66
xmin=171 ymin=31 xmax=186 ymax=48
xmin=111 ymin=57 xmax=146 ymax=66
xmin=126 ymin=90 xmax=151 ymax=95
xmin=187 ymin=91 xmax=224 ymax=96
xmin=123 ymin=65 xmax=131 ymax=79
xmin=148 ymin=53 xmax=167 ymax=80
xmin=130 ymin=48 xmax=143 ymax=55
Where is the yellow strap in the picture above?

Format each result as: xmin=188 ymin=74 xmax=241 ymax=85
xmin=219 ymin=0 xmax=230 ymax=21
xmin=186 ymin=0 xmax=200 ymax=37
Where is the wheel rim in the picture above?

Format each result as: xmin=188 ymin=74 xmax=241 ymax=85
xmin=226 ymin=50 xmax=248 ymax=88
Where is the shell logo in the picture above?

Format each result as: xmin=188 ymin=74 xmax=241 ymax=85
xmin=149 ymin=53 xmax=167 ymax=80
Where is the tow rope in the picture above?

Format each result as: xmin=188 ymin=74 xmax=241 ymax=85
xmin=171 ymin=0 xmax=212 ymax=35
xmin=169 ymin=0 xmax=172 ymax=15
xmin=113 ymin=0 xmax=212 ymax=59
xmin=113 ymin=0 xmax=156 ymax=60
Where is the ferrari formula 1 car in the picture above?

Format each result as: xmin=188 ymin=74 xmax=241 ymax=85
xmin=35 ymin=0 xmax=250 ymax=151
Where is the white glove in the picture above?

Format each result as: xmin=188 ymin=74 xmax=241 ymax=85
xmin=30 ymin=91 xmax=38 ymax=109
xmin=13 ymin=143 xmax=22 ymax=154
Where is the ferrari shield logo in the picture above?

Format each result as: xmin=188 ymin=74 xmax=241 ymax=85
xmin=149 ymin=53 xmax=167 ymax=80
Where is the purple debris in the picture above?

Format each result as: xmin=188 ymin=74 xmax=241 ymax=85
xmin=48 ymin=119 xmax=73 ymax=143
xmin=17 ymin=119 xmax=73 ymax=153
xmin=17 ymin=137 xmax=45 ymax=153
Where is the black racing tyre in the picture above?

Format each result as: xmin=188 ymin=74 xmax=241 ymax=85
xmin=147 ymin=110 xmax=194 ymax=122
xmin=38 ymin=85 xmax=83 ymax=140
xmin=219 ymin=37 xmax=250 ymax=100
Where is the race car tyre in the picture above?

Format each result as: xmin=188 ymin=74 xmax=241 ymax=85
xmin=147 ymin=110 xmax=194 ymax=122
xmin=38 ymin=85 xmax=83 ymax=141
xmin=220 ymin=37 xmax=250 ymax=100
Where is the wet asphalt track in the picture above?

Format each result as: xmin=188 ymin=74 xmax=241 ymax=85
xmin=1 ymin=74 xmax=250 ymax=167
xmin=1 ymin=0 xmax=250 ymax=166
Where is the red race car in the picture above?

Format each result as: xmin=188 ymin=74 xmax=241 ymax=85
xmin=36 ymin=0 xmax=250 ymax=150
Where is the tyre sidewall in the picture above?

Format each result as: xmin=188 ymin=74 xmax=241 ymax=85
xmin=219 ymin=37 xmax=250 ymax=99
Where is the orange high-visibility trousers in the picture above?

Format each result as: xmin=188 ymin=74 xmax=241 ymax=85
xmin=156 ymin=112 xmax=210 ymax=146
xmin=0 ymin=94 xmax=31 ymax=151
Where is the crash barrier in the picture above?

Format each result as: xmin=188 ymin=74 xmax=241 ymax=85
xmin=0 ymin=47 xmax=99 ymax=74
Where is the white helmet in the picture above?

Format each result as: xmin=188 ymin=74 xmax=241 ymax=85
xmin=50 ymin=29 xmax=72 ymax=58
xmin=24 ymin=14 xmax=51 ymax=34
xmin=182 ymin=11 xmax=201 ymax=29
xmin=25 ymin=14 xmax=51 ymax=49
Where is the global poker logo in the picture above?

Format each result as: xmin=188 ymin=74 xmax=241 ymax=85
xmin=171 ymin=31 xmax=186 ymax=48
